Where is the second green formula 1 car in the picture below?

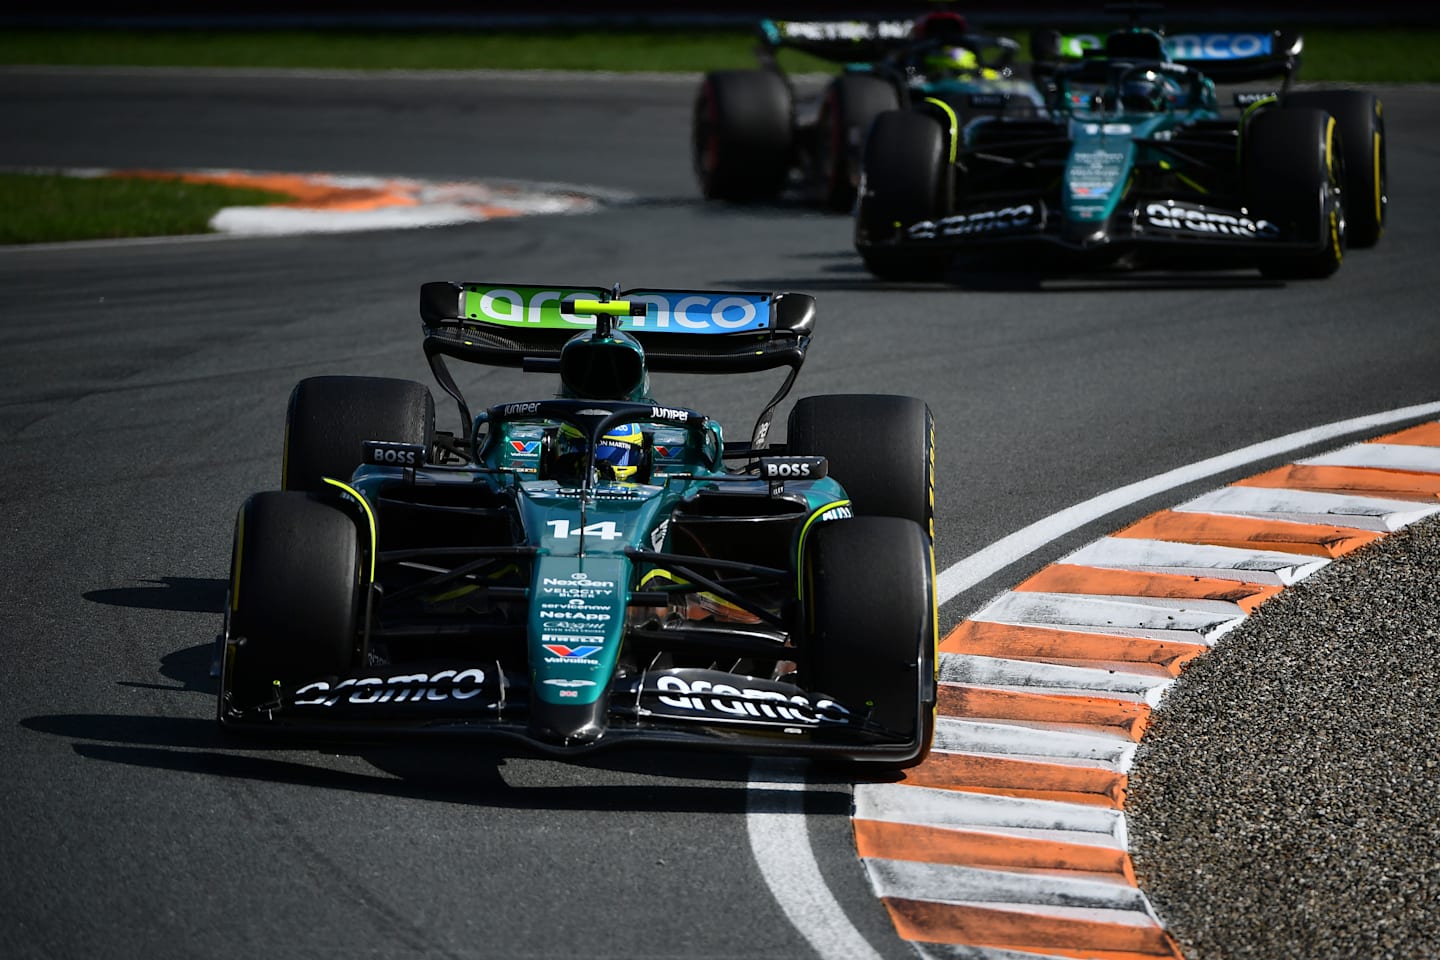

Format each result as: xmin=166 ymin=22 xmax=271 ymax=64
xmin=694 ymin=10 xmax=1042 ymax=210
xmin=854 ymin=20 xmax=1386 ymax=281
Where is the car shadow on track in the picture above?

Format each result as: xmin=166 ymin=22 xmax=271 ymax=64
xmin=83 ymin=576 xmax=226 ymax=614
xmin=18 ymin=712 xmax=852 ymax=814
xmin=722 ymin=253 xmax=1286 ymax=293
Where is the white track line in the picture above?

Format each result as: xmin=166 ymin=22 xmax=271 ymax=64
xmin=748 ymin=401 xmax=1440 ymax=960
xmin=746 ymin=759 xmax=886 ymax=960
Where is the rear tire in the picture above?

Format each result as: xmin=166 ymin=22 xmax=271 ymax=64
xmin=692 ymin=70 xmax=793 ymax=202
xmin=1245 ymin=107 xmax=1345 ymax=280
xmin=283 ymin=376 xmax=435 ymax=492
xmin=222 ymin=491 xmax=362 ymax=712
xmin=855 ymin=110 xmax=950 ymax=280
xmin=805 ymin=517 xmax=936 ymax=768
xmin=817 ymin=74 xmax=901 ymax=211
xmin=1284 ymin=90 xmax=1385 ymax=248
xmin=787 ymin=394 xmax=934 ymax=537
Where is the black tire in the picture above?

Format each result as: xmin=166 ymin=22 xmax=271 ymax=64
xmin=1244 ymin=107 xmax=1345 ymax=280
xmin=787 ymin=394 xmax=934 ymax=537
xmin=283 ymin=376 xmax=435 ymax=492
xmin=1284 ymin=89 xmax=1385 ymax=247
xmin=855 ymin=110 xmax=950 ymax=280
xmin=805 ymin=517 xmax=936 ymax=767
xmin=817 ymin=74 xmax=901 ymax=211
xmin=223 ymin=491 xmax=362 ymax=711
xmin=692 ymin=69 xmax=793 ymax=202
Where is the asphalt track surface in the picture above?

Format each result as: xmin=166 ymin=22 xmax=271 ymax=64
xmin=1 ymin=68 xmax=1437 ymax=960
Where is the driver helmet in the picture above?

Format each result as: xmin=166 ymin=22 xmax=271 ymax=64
xmin=1119 ymin=71 xmax=1171 ymax=112
xmin=923 ymin=45 xmax=980 ymax=77
xmin=556 ymin=423 xmax=644 ymax=482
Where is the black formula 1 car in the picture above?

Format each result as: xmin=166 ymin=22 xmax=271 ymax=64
xmin=693 ymin=10 xmax=1043 ymax=210
xmin=216 ymin=283 xmax=937 ymax=768
xmin=853 ymin=17 xmax=1387 ymax=280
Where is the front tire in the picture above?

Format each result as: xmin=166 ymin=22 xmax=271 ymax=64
xmin=222 ymin=491 xmax=362 ymax=714
xmin=1284 ymin=90 xmax=1385 ymax=248
xmin=855 ymin=110 xmax=951 ymax=280
xmin=692 ymin=70 xmax=794 ymax=202
xmin=805 ymin=517 xmax=936 ymax=768
xmin=1245 ymin=107 xmax=1345 ymax=280
xmin=283 ymin=375 xmax=435 ymax=492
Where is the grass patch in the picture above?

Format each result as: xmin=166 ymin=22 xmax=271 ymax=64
xmin=0 ymin=28 xmax=830 ymax=74
xmin=0 ymin=27 xmax=1437 ymax=80
xmin=0 ymin=172 xmax=291 ymax=244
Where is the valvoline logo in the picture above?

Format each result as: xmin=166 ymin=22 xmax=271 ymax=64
xmin=542 ymin=644 xmax=603 ymax=659
xmin=509 ymin=440 xmax=540 ymax=455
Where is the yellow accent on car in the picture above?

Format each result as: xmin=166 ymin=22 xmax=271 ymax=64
xmin=923 ymin=97 xmax=959 ymax=164
xmin=322 ymin=477 xmax=378 ymax=583
xmin=230 ymin=509 xmax=245 ymax=612
xmin=572 ymin=299 xmax=632 ymax=317
xmin=1372 ymin=129 xmax=1383 ymax=229
xmin=1237 ymin=95 xmax=1277 ymax=164
xmin=795 ymin=499 xmax=852 ymax=595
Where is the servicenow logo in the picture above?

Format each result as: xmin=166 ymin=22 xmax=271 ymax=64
xmin=463 ymin=286 xmax=770 ymax=334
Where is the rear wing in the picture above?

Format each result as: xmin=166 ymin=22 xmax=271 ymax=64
xmin=420 ymin=282 xmax=813 ymax=373
xmin=757 ymin=19 xmax=916 ymax=65
xmin=1034 ymin=29 xmax=1303 ymax=83
xmin=420 ymin=282 xmax=816 ymax=450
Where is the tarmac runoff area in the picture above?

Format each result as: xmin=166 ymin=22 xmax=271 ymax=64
xmin=68 ymin=168 xmax=613 ymax=235
xmin=854 ymin=421 xmax=1440 ymax=960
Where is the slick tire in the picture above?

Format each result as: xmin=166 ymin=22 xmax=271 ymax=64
xmin=693 ymin=70 xmax=793 ymax=202
xmin=787 ymin=394 xmax=934 ymax=537
xmin=818 ymin=74 xmax=902 ymax=211
xmin=855 ymin=110 xmax=950 ymax=280
xmin=282 ymin=376 xmax=435 ymax=492
xmin=223 ymin=491 xmax=362 ymax=713
xmin=805 ymin=517 xmax=936 ymax=768
xmin=1245 ymin=107 xmax=1345 ymax=280
xmin=1284 ymin=90 xmax=1386 ymax=248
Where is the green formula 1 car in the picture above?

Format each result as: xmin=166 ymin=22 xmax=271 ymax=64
xmin=216 ymin=283 xmax=937 ymax=768
xmin=694 ymin=11 xmax=1043 ymax=210
xmin=854 ymin=20 xmax=1386 ymax=281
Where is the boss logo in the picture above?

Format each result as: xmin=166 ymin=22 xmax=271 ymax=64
xmin=759 ymin=456 xmax=828 ymax=480
xmin=363 ymin=441 xmax=426 ymax=466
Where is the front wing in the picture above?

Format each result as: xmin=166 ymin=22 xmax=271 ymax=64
xmin=218 ymin=661 xmax=928 ymax=764
xmin=860 ymin=195 xmax=1332 ymax=265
